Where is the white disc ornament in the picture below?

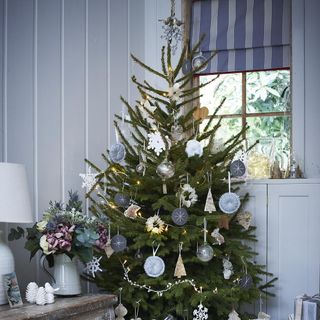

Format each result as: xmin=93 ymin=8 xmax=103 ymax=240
xmin=185 ymin=139 xmax=203 ymax=158
xmin=171 ymin=208 xmax=188 ymax=226
xmin=230 ymin=159 xmax=246 ymax=177
xmin=192 ymin=52 xmax=208 ymax=72
xmin=111 ymin=234 xmax=127 ymax=252
xmin=114 ymin=193 xmax=130 ymax=208
xmin=219 ymin=172 xmax=240 ymax=214
xmin=109 ymin=143 xmax=126 ymax=163
xmin=193 ymin=303 xmax=209 ymax=320
xmin=144 ymin=248 xmax=165 ymax=278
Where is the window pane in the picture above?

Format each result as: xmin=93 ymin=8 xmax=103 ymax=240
xmin=200 ymin=74 xmax=242 ymax=115
xmin=246 ymin=70 xmax=290 ymax=114
xmin=200 ymin=117 xmax=242 ymax=148
xmin=246 ymin=116 xmax=291 ymax=172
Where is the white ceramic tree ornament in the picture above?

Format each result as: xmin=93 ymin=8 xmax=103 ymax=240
xmin=174 ymin=243 xmax=186 ymax=279
xmin=204 ymin=187 xmax=216 ymax=213
xmin=26 ymin=282 xmax=39 ymax=304
xmin=228 ymin=310 xmax=241 ymax=320
xmin=35 ymin=286 xmax=47 ymax=305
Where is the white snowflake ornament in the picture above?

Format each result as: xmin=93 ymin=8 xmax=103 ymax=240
xmin=79 ymin=168 xmax=98 ymax=190
xmin=228 ymin=310 xmax=241 ymax=320
xmin=147 ymin=131 xmax=166 ymax=156
xmin=84 ymin=256 xmax=102 ymax=278
xmin=193 ymin=303 xmax=208 ymax=320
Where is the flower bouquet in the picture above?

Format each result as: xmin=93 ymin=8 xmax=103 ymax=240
xmin=9 ymin=191 xmax=108 ymax=267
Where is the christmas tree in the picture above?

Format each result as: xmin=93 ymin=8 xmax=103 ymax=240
xmin=84 ymin=7 xmax=274 ymax=320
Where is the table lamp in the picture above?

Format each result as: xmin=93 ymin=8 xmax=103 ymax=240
xmin=0 ymin=163 xmax=33 ymax=304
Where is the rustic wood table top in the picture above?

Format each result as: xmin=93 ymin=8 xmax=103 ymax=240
xmin=0 ymin=293 xmax=117 ymax=320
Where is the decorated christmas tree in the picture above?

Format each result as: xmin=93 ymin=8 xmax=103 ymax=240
xmin=83 ymin=4 xmax=274 ymax=320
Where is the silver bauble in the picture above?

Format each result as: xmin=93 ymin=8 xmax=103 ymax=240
xmin=197 ymin=243 xmax=214 ymax=262
xmin=171 ymin=124 xmax=184 ymax=142
xmin=192 ymin=53 xmax=208 ymax=72
xmin=156 ymin=161 xmax=175 ymax=179
xmin=136 ymin=162 xmax=146 ymax=174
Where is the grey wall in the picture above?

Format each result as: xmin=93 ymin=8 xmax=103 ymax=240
xmin=0 ymin=0 xmax=146 ymax=291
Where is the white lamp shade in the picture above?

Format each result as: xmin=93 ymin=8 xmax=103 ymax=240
xmin=0 ymin=163 xmax=33 ymax=223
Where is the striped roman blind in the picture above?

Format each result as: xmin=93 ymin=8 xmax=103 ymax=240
xmin=190 ymin=0 xmax=291 ymax=74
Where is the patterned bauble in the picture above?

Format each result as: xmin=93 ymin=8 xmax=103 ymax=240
xmin=156 ymin=161 xmax=175 ymax=179
xmin=114 ymin=193 xmax=130 ymax=208
xmin=192 ymin=52 xmax=208 ymax=72
xmin=171 ymin=208 xmax=188 ymax=226
xmin=219 ymin=192 xmax=240 ymax=214
xmin=197 ymin=243 xmax=214 ymax=262
xmin=111 ymin=234 xmax=127 ymax=252
xmin=109 ymin=143 xmax=126 ymax=163
xmin=239 ymin=274 xmax=253 ymax=289
xmin=144 ymin=256 xmax=165 ymax=278
xmin=182 ymin=59 xmax=192 ymax=75
xmin=230 ymin=159 xmax=246 ymax=177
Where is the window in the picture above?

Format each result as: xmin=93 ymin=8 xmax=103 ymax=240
xmin=199 ymin=70 xmax=291 ymax=178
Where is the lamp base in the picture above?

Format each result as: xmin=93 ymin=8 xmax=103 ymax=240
xmin=0 ymin=230 xmax=15 ymax=305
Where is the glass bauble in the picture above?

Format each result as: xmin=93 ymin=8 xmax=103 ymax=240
xmin=197 ymin=243 xmax=214 ymax=262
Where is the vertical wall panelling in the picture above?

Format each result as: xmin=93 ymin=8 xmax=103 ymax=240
xmin=63 ymin=0 xmax=86 ymax=196
xmin=61 ymin=0 xmax=65 ymax=202
xmin=87 ymin=0 xmax=108 ymax=173
xmin=2 ymin=0 xmax=7 ymax=163
xmin=291 ymin=0 xmax=305 ymax=173
xmin=109 ymin=0 xmax=128 ymax=145
xmin=6 ymin=0 xmax=37 ymax=292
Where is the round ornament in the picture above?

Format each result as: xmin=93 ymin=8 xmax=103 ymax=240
xmin=239 ymin=274 xmax=253 ymax=289
xmin=230 ymin=159 xmax=246 ymax=177
xmin=171 ymin=208 xmax=188 ymax=226
xmin=134 ymin=248 xmax=143 ymax=260
xmin=182 ymin=59 xmax=192 ymax=75
xmin=192 ymin=52 xmax=207 ymax=72
xmin=197 ymin=243 xmax=214 ymax=262
xmin=185 ymin=139 xmax=203 ymax=158
xmin=109 ymin=143 xmax=126 ymax=163
xmin=136 ymin=162 xmax=146 ymax=174
xmin=114 ymin=193 xmax=130 ymax=208
xmin=171 ymin=124 xmax=184 ymax=142
xmin=219 ymin=192 xmax=240 ymax=214
xmin=156 ymin=161 xmax=175 ymax=179
xmin=144 ymin=256 xmax=165 ymax=278
xmin=164 ymin=315 xmax=176 ymax=320
xmin=146 ymin=215 xmax=165 ymax=234
xmin=111 ymin=234 xmax=127 ymax=252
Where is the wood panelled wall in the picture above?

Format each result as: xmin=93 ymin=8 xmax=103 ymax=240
xmin=0 ymin=0 xmax=147 ymax=291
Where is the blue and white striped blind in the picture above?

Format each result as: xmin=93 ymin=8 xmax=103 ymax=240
xmin=191 ymin=0 xmax=291 ymax=74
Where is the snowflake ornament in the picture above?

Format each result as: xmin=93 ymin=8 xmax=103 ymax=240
xmin=84 ymin=256 xmax=102 ymax=278
xmin=147 ymin=131 xmax=166 ymax=156
xmin=79 ymin=168 xmax=98 ymax=190
xmin=193 ymin=303 xmax=208 ymax=320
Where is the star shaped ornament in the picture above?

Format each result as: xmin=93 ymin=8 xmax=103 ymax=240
xmin=79 ymin=168 xmax=98 ymax=190
xmin=193 ymin=303 xmax=208 ymax=320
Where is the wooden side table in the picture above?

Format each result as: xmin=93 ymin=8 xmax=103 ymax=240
xmin=0 ymin=294 xmax=117 ymax=320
